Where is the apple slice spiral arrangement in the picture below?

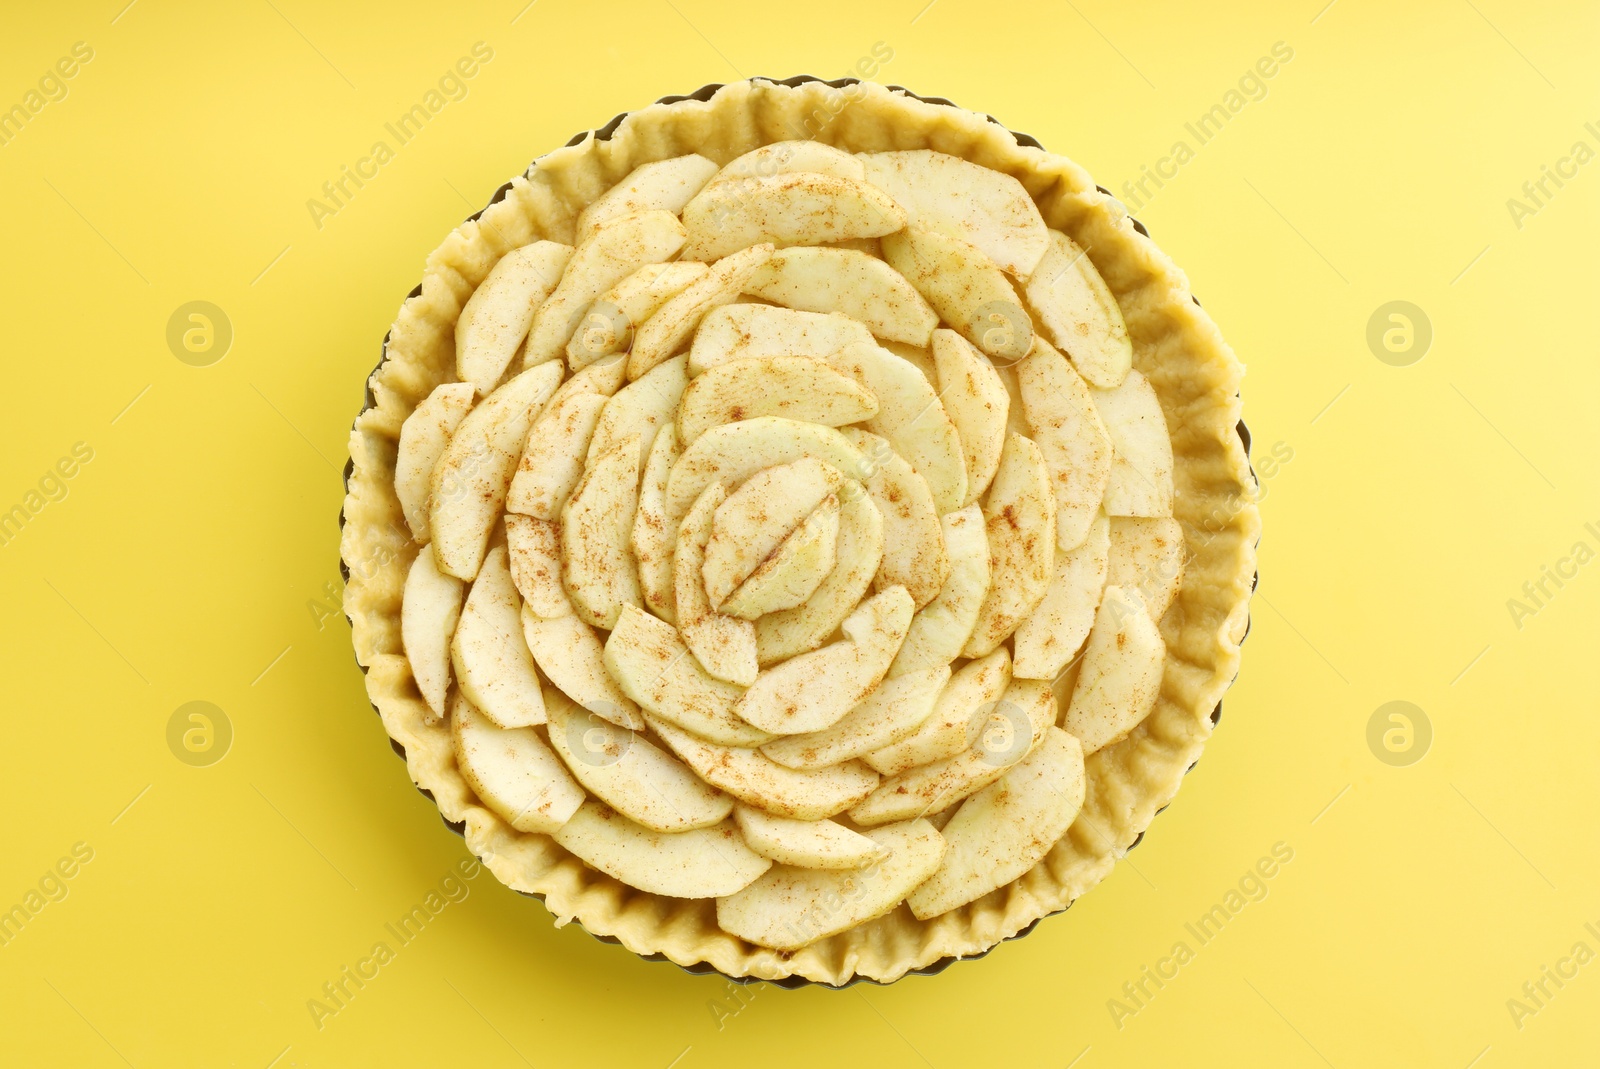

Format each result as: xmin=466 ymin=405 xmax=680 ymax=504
xmin=393 ymin=141 xmax=1185 ymax=951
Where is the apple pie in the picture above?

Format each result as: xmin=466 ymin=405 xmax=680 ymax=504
xmin=341 ymin=78 xmax=1258 ymax=985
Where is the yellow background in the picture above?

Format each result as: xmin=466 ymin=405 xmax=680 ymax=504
xmin=2 ymin=0 xmax=1595 ymax=1065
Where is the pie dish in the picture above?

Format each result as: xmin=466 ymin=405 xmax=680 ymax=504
xmin=341 ymin=77 xmax=1258 ymax=985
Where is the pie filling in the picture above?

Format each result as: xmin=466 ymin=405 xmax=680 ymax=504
xmin=393 ymin=138 xmax=1187 ymax=951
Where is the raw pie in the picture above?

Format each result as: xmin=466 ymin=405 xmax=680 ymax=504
xmin=342 ymin=79 xmax=1257 ymax=984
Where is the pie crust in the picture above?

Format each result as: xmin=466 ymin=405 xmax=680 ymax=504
xmin=341 ymin=77 xmax=1258 ymax=985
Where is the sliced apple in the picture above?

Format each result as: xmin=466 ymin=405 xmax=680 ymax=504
xmin=882 ymin=228 xmax=1032 ymax=362
xmin=664 ymin=417 xmax=864 ymax=534
xmin=859 ymin=150 xmax=1050 ymax=276
xmin=401 ymin=547 xmax=464 ymax=717
xmin=1017 ymin=338 xmax=1112 ymax=551
xmin=676 ymin=356 xmax=878 ymax=447
xmin=931 ymin=329 xmax=1009 ymax=505
xmin=688 ymin=303 xmax=875 ymax=376
xmin=1092 ymin=369 xmax=1174 ymax=518
xmin=716 ymin=819 xmax=946 ymax=950
xmin=648 ymin=717 xmax=879 ymax=821
xmin=587 ymin=354 xmax=689 ymax=483
xmin=450 ymin=546 xmax=545 ymax=728
xmin=906 ymin=727 xmax=1085 ymax=918
xmin=505 ymin=388 xmax=609 ymax=520
xmin=753 ymin=480 xmax=884 ymax=665
xmin=761 ymin=665 xmax=949 ymax=770
xmin=850 ymin=677 xmax=1055 ymax=826
xmin=743 ymin=246 xmax=938 ymax=346
xmin=887 ymin=504 xmax=989 ymax=677
xmin=560 ymin=435 xmax=642 ymax=630
xmin=732 ymin=587 xmax=913 ymax=735
xmin=1107 ymin=516 xmax=1184 ymax=619
xmin=544 ymin=688 xmax=730 ymax=832
xmin=572 ymin=154 xmax=719 ymax=242
xmin=503 ymin=514 xmax=570 ymax=619
xmin=451 ymin=694 xmax=582 ymax=834
xmin=521 ymin=609 xmax=644 ymax=730
xmin=961 ymin=433 xmax=1056 ymax=658
xmin=701 ymin=457 xmax=842 ymax=609
xmin=457 ymin=241 xmax=573 ymax=394
xmin=1012 ymin=513 xmax=1110 ymax=680
xmin=1024 ymin=229 xmax=1132 ymax=389
xmin=719 ymin=494 xmax=840 ymax=620
xmin=430 ymin=362 xmax=563 ymax=578
xmin=705 ymin=141 xmax=865 ymax=189
xmin=681 ymin=171 xmax=906 ymax=261
xmin=733 ymin=807 xmax=887 ymax=870
xmin=1062 ymin=585 xmax=1165 ymax=754
xmin=830 ymin=344 xmax=966 ymax=513
xmin=524 ymin=210 xmax=686 ymax=367
xmin=553 ymin=801 xmax=769 ymax=898
xmin=675 ymin=481 xmax=759 ymax=687
xmin=867 ymin=648 xmax=1010 ymax=776
xmin=840 ymin=429 xmax=948 ymax=610
xmin=396 ymin=382 xmax=476 ymax=543
xmin=627 ymin=244 xmax=775 ymax=380
xmin=603 ymin=605 xmax=771 ymax=747
xmin=632 ymin=422 xmax=680 ymax=624
xmin=566 ymin=260 xmax=708 ymax=370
